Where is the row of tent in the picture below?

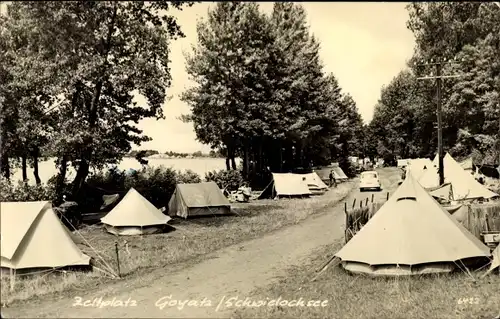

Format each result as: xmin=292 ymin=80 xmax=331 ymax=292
xmin=0 ymin=182 xmax=231 ymax=273
xmin=0 ymin=166 xmax=348 ymax=274
xmin=335 ymin=171 xmax=499 ymax=276
xmin=405 ymin=153 xmax=499 ymax=202
xmin=258 ymin=168 xmax=348 ymax=199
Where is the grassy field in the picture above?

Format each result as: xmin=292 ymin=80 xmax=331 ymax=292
xmin=234 ymin=241 xmax=500 ymax=319
xmin=0 ymin=181 xmax=355 ymax=306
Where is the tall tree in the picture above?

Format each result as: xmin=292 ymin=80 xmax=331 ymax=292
xmin=4 ymin=1 xmax=194 ymax=197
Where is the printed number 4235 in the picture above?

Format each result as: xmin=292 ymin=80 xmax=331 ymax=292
xmin=457 ymin=297 xmax=479 ymax=305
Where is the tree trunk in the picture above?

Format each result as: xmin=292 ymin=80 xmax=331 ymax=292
xmin=71 ymin=4 xmax=117 ymax=198
xmin=56 ymin=155 xmax=68 ymax=203
xmin=243 ymin=143 xmax=249 ymax=179
xmin=72 ymin=150 xmax=91 ymax=197
xmin=225 ymin=156 xmax=231 ymax=170
xmin=1 ymin=153 xmax=10 ymax=180
xmin=21 ymin=155 xmax=28 ymax=182
xmin=32 ymin=148 xmax=41 ymax=185
xmin=230 ymin=154 xmax=237 ymax=170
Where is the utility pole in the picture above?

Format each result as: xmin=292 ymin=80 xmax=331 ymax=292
xmin=436 ymin=63 xmax=443 ymax=186
xmin=415 ymin=57 xmax=470 ymax=186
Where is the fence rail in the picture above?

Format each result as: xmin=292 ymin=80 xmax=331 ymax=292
xmin=344 ymin=192 xmax=390 ymax=243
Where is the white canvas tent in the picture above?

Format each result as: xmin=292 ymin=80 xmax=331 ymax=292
xmin=100 ymin=188 xmax=171 ymax=236
xmin=418 ymin=153 xmax=499 ymax=201
xmin=460 ymin=157 xmax=474 ymax=173
xmin=1 ymin=201 xmax=91 ymax=274
xmin=406 ymin=158 xmax=432 ymax=180
xmin=397 ymin=159 xmax=409 ymax=168
xmin=331 ymin=163 xmax=348 ymax=180
xmin=301 ymin=172 xmax=328 ymax=195
xmin=335 ymin=175 xmax=491 ymax=276
xmin=168 ymin=182 xmax=231 ymax=218
xmin=258 ymin=173 xmax=312 ymax=199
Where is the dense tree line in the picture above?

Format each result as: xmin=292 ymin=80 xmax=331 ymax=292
xmin=0 ymin=1 xmax=194 ymax=201
xmin=368 ymin=3 xmax=500 ymax=165
xmin=181 ymin=2 xmax=365 ymax=186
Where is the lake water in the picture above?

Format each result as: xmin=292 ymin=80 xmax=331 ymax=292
xmin=10 ymin=157 xmax=241 ymax=186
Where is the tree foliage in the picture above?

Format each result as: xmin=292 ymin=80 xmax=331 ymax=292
xmin=0 ymin=1 xmax=194 ymax=198
xmin=182 ymin=2 xmax=364 ymax=185
xmin=369 ymin=2 xmax=500 ymax=165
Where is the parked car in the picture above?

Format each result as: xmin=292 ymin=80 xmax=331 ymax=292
xmin=359 ymin=171 xmax=381 ymax=192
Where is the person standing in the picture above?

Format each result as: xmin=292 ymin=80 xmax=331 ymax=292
xmin=329 ymin=170 xmax=337 ymax=187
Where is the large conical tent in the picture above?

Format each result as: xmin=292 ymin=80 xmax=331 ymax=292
xmin=100 ymin=188 xmax=171 ymax=235
xmin=335 ymin=175 xmax=491 ymax=276
xmin=258 ymin=173 xmax=312 ymax=199
xmin=168 ymin=182 xmax=231 ymax=218
xmin=1 ymin=201 xmax=91 ymax=274
xmin=406 ymin=158 xmax=433 ymax=180
xmin=418 ymin=153 xmax=499 ymax=201
xmin=460 ymin=157 xmax=474 ymax=172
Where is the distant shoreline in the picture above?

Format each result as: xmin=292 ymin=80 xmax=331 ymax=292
xmin=123 ymin=155 xmax=225 ymax=160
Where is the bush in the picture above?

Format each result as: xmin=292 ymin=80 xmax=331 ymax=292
xmin=204 ymin=169 xmax=244 ymax=192
xmin=84 ymin=166 xmax=202 ymax=211
xmin=176 ymin=169 xmax=202 ymax=184
xmin=0 ymin=176 xmax=56 ymax=202
xmin=1 ymin=166 xmax=202 ymax=213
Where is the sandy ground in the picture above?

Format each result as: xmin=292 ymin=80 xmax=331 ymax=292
xmin=4 ymin=168 xmax=402 ymax=318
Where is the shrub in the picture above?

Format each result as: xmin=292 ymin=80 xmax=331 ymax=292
xmin=1 ymin=165 xmax=203 ymax=213
xmin=176 ymin=169 xmax=202 ymax=184
xmin=123 ymin=165 xmax=178 ymax=209
xmin=82 ymin=166 xmax=202 ymax=210
xmin=205 ymin=169 xmax=244 ymax=192
xmin=0 ymin=176 xmax=56 ymax=202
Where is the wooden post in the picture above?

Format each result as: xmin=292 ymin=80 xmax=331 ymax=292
xmin=387 ymin=192 xmax=389 ymax=201
xmin=115 ymin=241 xmax=121 ymax=278
xmin=10 ymin=268 xmax=15 ymax=291
xmin=371 ymin=194 xmax=374 ymax=203
xmin=365 ymin=198 xmax=369 ymax=206
xmin=344 ymin=202 xmax=348 ymax=236
xmin=360 ymin=200 xmax=362 ymax=208
xmin=352 ymin=198 xmax=356 ymax=209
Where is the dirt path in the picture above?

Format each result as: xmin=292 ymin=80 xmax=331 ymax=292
xmin=5 ymin=168 xmax=401 ymax=318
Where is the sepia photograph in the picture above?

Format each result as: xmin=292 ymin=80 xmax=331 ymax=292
xmin=0 ymin=1 xmax=499 ymax=318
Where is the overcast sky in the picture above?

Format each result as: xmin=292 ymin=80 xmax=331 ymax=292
xmin=137 ymin=2 xmax=416 ymax=153
xmin=2 ymin=2 xmax=417 ymax=153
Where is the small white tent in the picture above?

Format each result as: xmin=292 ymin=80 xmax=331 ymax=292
xmin=1 ymin=201 xmax=91 ymax=274
xmin=460 ymin=157 xmax=474 ymax=173
xmin=258 ymin=173 xmax=312 ymax=199
xmin=397 ymin=159 xmax=409 ymax=168
xmin=335 ymin=175 xmax=491 ymax=276
xmin=482 ymin=245 xmax=499 ymax=277
xmin=418 ymin=153 xmax=499 ymax=201
xmin=301 ymin=172 xmax=328 ymax=195
xmin=100 ymin=188 xmax=171 ymax=236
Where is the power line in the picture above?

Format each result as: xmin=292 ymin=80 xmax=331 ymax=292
xmin=414 ymin=57 xmax=471 ymax=186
